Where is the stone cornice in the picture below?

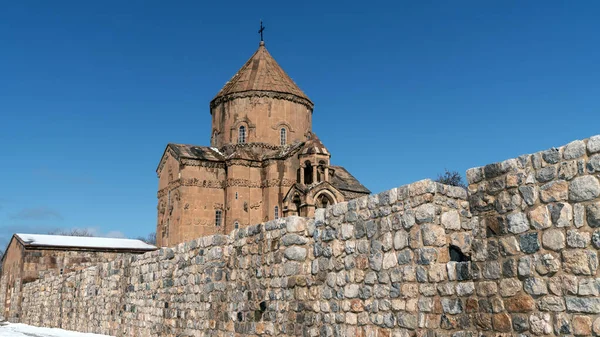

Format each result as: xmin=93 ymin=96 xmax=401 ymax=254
xmin=210 ymin=90 xmax=314 ymax=111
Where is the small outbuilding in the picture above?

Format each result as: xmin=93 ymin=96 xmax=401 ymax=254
xmin=0 ymin=233 xmax=156 ymax=321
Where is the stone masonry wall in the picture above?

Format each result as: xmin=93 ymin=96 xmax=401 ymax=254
xmin=16 ymin=134 xmax=600 ymax=336
xmin=465 ymin=134 xmax=600 ymax=335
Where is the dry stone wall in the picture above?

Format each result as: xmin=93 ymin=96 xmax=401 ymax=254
xmin=466 ymin=134 xmax=600 ymax=336
xmin=16 ymin=134 xmax=600 ymax=337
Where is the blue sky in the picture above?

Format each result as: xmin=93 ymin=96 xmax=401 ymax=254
xmin=1 ymin=1 xmax=599 ymax=246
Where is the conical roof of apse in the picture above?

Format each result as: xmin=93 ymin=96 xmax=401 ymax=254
xmin=211 ymin=42 xmax=312 ymax=107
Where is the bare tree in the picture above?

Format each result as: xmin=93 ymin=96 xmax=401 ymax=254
xmin=48 ymin=228 xmax=95 ymax=237
xmin=435 ymin=169 xmax=467 ymax=189
xmin=135 ymin=232 xmax=157 ymax=245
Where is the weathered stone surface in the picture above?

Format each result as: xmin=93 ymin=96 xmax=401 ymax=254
xmin=524 ymin=277 xmax=548 ymax=295
xmin=566 ymin=297 xmax=600 ymax=313
xmin=518 ymin=256 xmax=533 ymax=277
xmin=587 ymin=202 xmax=600 ymax=228
xmin=548 ymin=202 xmax=573 ymax=227
xmin=578 ymin=278 xmax=599 ymax=296
xmin=397 ymin=312 xmax=417 ymax=329
xmin=382 ymin=252 xmax=397 ymax=270
xmin=284 ymin=246 xmax=307 ymax=261
xmin=345 ymin=284 xmax=360 ymax=298
xmin=535 ymin=253 xmax=560 ymax=275
xmin=286 ymin=216 xmax=307 ymax=233
xmin=455 ymin=282 xmax=474 ymax=296
xmin=394 ymin=230 xmax=409 ymax=250
xmin=567 ymin=229 xmax=590 ymax=248
xmin=519 ymin=232 xmax=540 ymax=254
xmin=528 ymin=205 xmax=551 ymax=229
xmin=499 ymin=278 xmax=521 ymax=297
xmin=537 ymin=166 xmax=556 ymax=183
xmin=529 ymin=312 xmax=552 ymax=335
xmin=415 ymin=204 xmax=436 ymax=224
xmin=572 ymin=315 xmax=592 ymax=336
xmin=593 ymin=317 xmax=600 ymax=335
xmin=553 ymin=313 xmax=571 ymax=335
xmin=588 ymin=135 xmax=600 ymax=153
xmin=441 ymin=210 xmax=460 ymax=230
xmin=507 ymin=212 xmax=529 ymax=234
xmin=542 ymin=148 xmax=561 ymax=164
xmin=519 ymin=185 xmax=538 ymax=206
xmin=415 ymin=248 xmax=438 ymax=265
xmin=540 ymin=180 xmax=568 ymax=202
xmin=564 ymin=140 xmax=586 ymax=159
xmin=492 ymin=313 xmax=512 ymax=332
xmin=588 ymin=154 xmax=600 ymax=172
xmin=421 ymin=224 xmax=446 ymax=246
xmin=504 ymin=294 xmax=535 ymax=312
xmin=562 ymin=250 xmax=598 ymax=275
xmin=537 ymin=296 xmax=565 ymax=312
xmin=499 ymin=236 xmax=520 ymax=256
xmin=569 ymin=176 xmax=600 ymax=201
xmin=512 ymin=314 xmax=529 ymax=332
xmin=574 ymin=203 xmax=585 ymax=228
xmin=593 ymin=230 xmax=600 ymax=249
xmin=476 ymin=281 xmax=498 ymax=297
xmin=282 ymin=233 xmax=309 ymax=246
xmin=542 ymin=229 xmax=566 ymax=251
xmin=441 ymin=298 xmax=462 ymax=314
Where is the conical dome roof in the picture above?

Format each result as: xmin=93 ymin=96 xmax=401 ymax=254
xmin=211 ymin=42 xmax=313 ymax=108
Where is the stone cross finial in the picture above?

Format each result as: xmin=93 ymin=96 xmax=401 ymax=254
xmin=258 ymin=20 xmax=265 ymax=43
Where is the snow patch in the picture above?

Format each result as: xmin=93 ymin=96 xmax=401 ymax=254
xmin=0 ymin=323 xmax=114 ymax=337
xmin=15 ymin=233 xmax=156 ymax=250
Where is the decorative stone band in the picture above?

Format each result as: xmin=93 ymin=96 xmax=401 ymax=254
xmin=209 ymin=90 xmax=314 ymax=110
xmin=157 ymin=177 xmax=297 ymax=197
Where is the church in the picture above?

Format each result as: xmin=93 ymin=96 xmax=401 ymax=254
xmin=155 ymin=39 xmax=370 ymax=247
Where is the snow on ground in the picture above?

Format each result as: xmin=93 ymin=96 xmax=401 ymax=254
xmin=0 ymin=323 xmax=114 ymax=337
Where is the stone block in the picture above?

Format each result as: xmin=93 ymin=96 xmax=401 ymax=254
xmin=504 ymin=294 xmax=535 ymax=313
xmin=542 ymin=228 xmax=566 ymax=251
xmin=587 ymin=202 xmax=600 ymax=228
xmin=441 ymin=210 xmax=461 ymax=230
xmin=572 ymin=315 xmax=592 ymax=336
xmin=564 ymin=140 xmax=586 ymax=159
xmin=507 ymin=212 xmax=530 ymax=234
xmin=540 ymin=180 xmax=568 ymax=202
xmin=569 ymin=176 xmax=600 ymax=201
xmin=563 ymin=250 xmax=598 ymax=275
xmin=529 ymin=312 xmax=552 ymax=335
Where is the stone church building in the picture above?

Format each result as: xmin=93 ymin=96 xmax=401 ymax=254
xmin=156 ymin=41 xmax=370 ymax=247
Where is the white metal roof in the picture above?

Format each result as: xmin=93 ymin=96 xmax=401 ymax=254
xmin=15 ymin=233 xmax=156 ymax=251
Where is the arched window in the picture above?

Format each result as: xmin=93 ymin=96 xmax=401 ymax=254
xmin=238 ymin=126 xmax=246 ymax=144
xmin=215 ymin=210 xmax=222 ymax=227
xmin=316 ymin=194 xmax=334 ymax=209
xmin=280 ymin=128 xmax=287 ymax=145
xmin=234 ymin=221 xmax=239 ymax=229
xmin=274 ymin=206 xmax=279 ymax=220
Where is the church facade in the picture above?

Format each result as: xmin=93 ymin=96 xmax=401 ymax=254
xmin=155 ymin=41 xmax=370 ymax=247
